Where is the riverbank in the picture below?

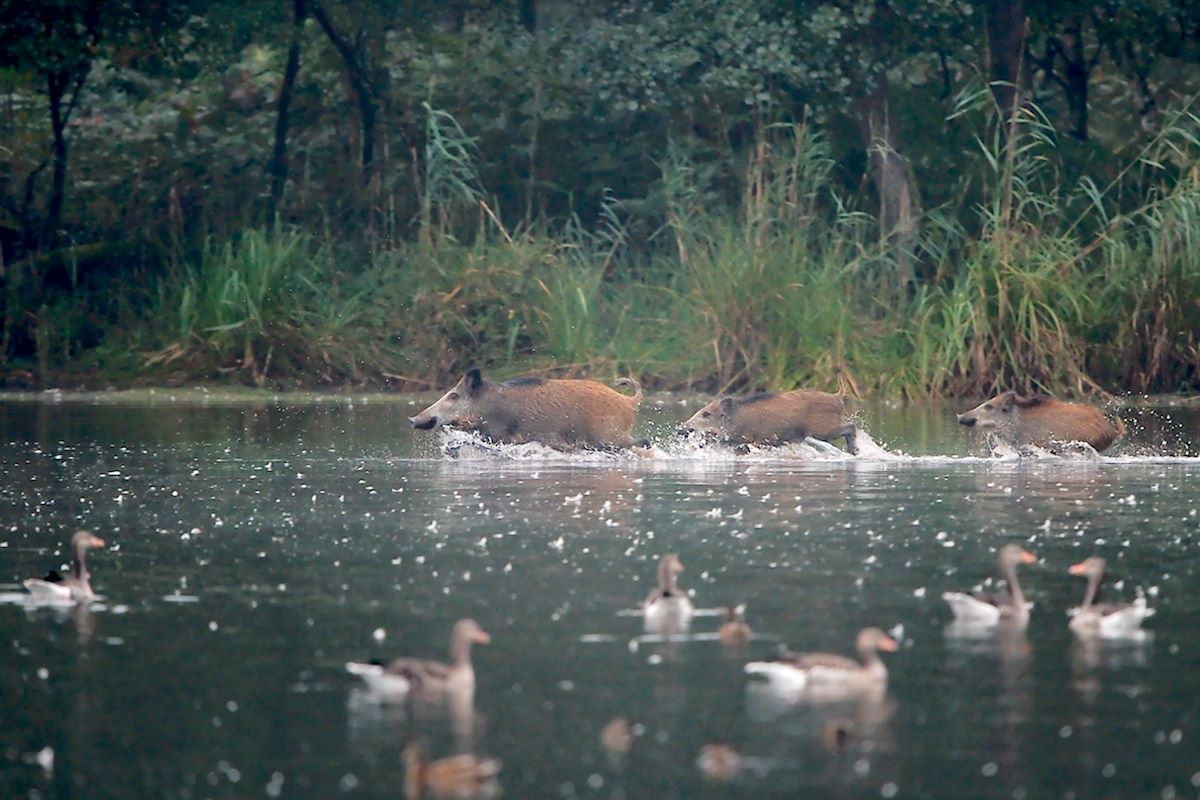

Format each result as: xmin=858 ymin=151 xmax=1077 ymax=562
xmin=3 ymin=387 xmax=1197 ymax=405
xmin=6 ymin=125 xmax=1198 ymax=398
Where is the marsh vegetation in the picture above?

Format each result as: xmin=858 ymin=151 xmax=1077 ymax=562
xmin=2 ymin=1 xmax=1198 ymax=397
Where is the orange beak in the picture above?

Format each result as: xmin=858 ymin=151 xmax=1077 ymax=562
xmin=1068 ymin=561 xmax=1088 ymax=576
xmin=91 ymin=536 xmax=106 ymax=548
xmin=1019 ymin=550 xmax=1037 ymax=564
xmin=475 ymin=630 xmax=492 ymax=645
xmin=878 ymin=636 xmax=899 ymax=652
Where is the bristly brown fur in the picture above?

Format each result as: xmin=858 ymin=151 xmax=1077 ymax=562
xmin=681 ymin=388 xmax=857 ymax=452
xmin=737 ymin=392 xmax=777 ymax=406
xmin=1011 ymin=393 xmax=1052 ymax=408
xmin=502 ymin=376 xmax=547 ymax=387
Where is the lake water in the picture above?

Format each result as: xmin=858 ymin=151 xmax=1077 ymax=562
xmin=1 ymin=393 xmax=1198 ymax=800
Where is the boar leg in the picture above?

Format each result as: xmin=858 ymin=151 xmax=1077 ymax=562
xmin=601 ymin=436 xmax=649 ymax=452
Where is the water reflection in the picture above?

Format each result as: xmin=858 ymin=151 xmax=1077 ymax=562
xmin=0 ymin=397 xmax=1198 ymax=800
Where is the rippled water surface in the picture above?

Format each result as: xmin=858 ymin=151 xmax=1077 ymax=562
xmin=1 ymin=394 xmax=1198 ymax=800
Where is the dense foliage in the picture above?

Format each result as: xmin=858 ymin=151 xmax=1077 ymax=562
xmin=1 ymin=0 xmax=1198 ymax=395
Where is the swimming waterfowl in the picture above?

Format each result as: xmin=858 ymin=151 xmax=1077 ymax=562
xmin=745 ymin=628 xmax=898 ymax=696
xmin=402 ymin=740 xmax=501 ymax=800
xmin=600 ymin=717 xmax=633 ymax=756
xmin=697 ymin=744 xmax=743 ymax=783
xmin=642 ymin=554 xmax=693 ymax=632
xmin=23 ymin=530 xmax=106 ymax=602
xmin=346 ymin=619 xmax=490 ymax=699
xmin=1068 ymin=557 xmax=1154 ymax=637
xmin=717 ymin=604 xmax=751 ymax=647
xmin=943 ymin=545 xmax=1037 ymax=627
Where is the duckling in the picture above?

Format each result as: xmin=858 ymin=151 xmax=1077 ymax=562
xmin=717 ymin=604 xmax=751 ymax=647
xmin=24 ymin=531 xmax=106 ymax=602
xmin=600 ymin=717 xmax=633 ymax=756
xmin=346 ymin=619 xmax=490 ymax=700
xmin=697 ymin=744 xmax=743 ymax=783
xmin=402 ymin=740 xmax=501 ymax=800
xmin=821 ymin=718 xmax=856 ymax=754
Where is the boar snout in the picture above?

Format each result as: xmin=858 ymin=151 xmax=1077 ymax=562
xmin=956 ymin=413 xmax=976 ymax=427
xmin=410 ymin=414 xmax=438 ymax=430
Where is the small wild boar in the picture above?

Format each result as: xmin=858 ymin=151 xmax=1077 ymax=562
xmin=956 ymin=392 xmax=1124 ymax=452
xmin=679 ymin=390 xmax=857 ymax=453
xmin=410 ymin=369 xmax=644 ymax=451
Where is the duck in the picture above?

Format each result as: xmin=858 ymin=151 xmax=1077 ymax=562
xmin=697 ymin=743 xmax=743 ymax=783
xmin=717 ymin=604 xmax=751 ymax=647
xmin=402 ymin=740 xmax=501 ymax=800
xmin=1068 ymin=557 xmax=1154 ymax=637
xmin=642 ymin=554 xmax=693 ymax=633
xmin=745 ymin=628 xmax=898 ymax=696
xmin=600 ymin=717 xmax=633 ymax=756
xmin=24 ymin=530 xmax=106 ymax=602
xmin=942 ymin=544 xmax=1037 ymax=627
xmin=346 ymin=619 xmax=490 ymax=699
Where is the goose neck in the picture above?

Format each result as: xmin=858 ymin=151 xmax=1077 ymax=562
xmin=450 ymin=634 xmax=473 ymax=668
xmin=1080 ymin=569 xmax=1102 ymax=609
xmin=72 ymin=544 xmax=89 ymax=581
xmin=1002 ymin=558 xmax=1025 ymax=608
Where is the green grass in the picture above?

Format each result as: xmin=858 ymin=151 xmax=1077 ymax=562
xmin=6 ymin=102 xmax=1200 ymax=397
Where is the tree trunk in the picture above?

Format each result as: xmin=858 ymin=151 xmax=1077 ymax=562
xmin=311 ymin=3 xmax=377 ymax=175
xmin=855 ymin=77 xmax=920 ymax=287
xmin=44 ymin=70 xmax=70 ymax=249
xmin=1120 ymin=41 xmax=1160 ymax=135
xmin=1060 ymin=15 xmax=1089 ymax=140
xmin=519 ymin=0 xmax=537 ymax=33
xmin=984 ymin=0 xmax=1027 ymax=121
xmin=268 ymin=0 xmax=306 ymax=214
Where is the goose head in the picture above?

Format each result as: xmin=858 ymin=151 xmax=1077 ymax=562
xmin=1069 ymin=556 xmax=1105 ymax=579
xmin=999 ymin=544 xmax=1036 ymax=569
xmin=657 ymin=554 xmax=684 ymax=588
xmin=856 ymin=627 xmax=899 ymax=659
xmin=448 ymin=618 xmax=491 ymax=666
xmin=72 ymin=530 xmax=106 ymax=553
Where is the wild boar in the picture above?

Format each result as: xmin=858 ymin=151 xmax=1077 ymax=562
xmin=956 ymin=392 xmax=1124 ymax=452
xmin=410 ymin=369 xmax=644 ymax=451
xmin=678 ymin=390 xmax=857 ymax=453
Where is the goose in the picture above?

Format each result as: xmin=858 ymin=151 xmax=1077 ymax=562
xmin=745 ymin=628 xmax=897 ymax=696
xmin=943 ymin=545 xmax=1037 ymax=627
xmin=642 ymin=554 xmax=693 ymax=633
xmin=1068 ymin=557 xmax=1154 ymax=637
xmin=346 ymin=619 xmax=490 ymax=699
xmin=402 ymin=740 xmax=501 ymax=800
xmin=24 ymin=531 xmax=106 ymax=602
xmin=717 ymin=604 xmax=752 ymax=647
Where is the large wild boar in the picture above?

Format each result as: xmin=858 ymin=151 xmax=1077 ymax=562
xmin=410 ymin=369 xmax=644 ymax=450
xmin=956 ymin=392 xmax=1124 ymax=452
xmin=678 ymin=390 xmax=857 ymax=453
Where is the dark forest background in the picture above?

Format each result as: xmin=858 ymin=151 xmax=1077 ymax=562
xmin=1 ymin=0 xmax=1198 ymax=396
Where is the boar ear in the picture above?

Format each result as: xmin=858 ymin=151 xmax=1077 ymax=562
xmin=719 ymin=397 xmax=735 ymax=413
xmin=998 ymin=391 xmax=1016 ymax=411
xmin=464 ymin=368 xmax=484 ymax=396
